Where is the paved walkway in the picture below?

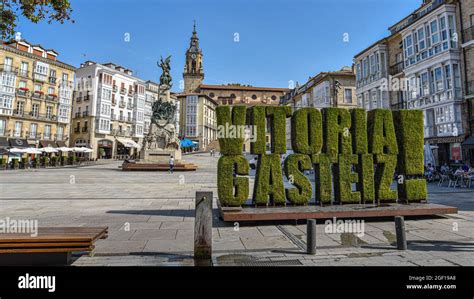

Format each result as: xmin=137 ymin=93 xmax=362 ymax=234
xmin=0 ymin=153 xmax=472 ymax=266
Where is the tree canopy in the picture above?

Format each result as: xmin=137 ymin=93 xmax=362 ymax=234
xmin=0 ymin=0 xmax=73 ymax=40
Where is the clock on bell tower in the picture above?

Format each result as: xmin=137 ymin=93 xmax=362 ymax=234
xmin=183 ymin=21 xmax=204 ymax=93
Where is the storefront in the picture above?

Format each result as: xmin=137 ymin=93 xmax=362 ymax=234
xmin=462 ymin=135 xmax=474 ymax=165
xmin=115 ymin=137 xmax=141 ymax=159
xmin=425 ymin=136 xmax=465 ymax=166
xmin=97 ymin=139 xmax=113 ymax=159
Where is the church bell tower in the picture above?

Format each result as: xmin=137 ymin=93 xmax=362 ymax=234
xmin=183 ymin=21 xmax=204 ymax=93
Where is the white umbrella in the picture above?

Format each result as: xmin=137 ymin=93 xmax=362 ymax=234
xmin=23 ymin=148 xmax=42 ymax=154
xmin=58 ymin=147 xmax=73 ymax=152
xmin=82 ymin=148 xmax=93 ymax=153
xmin=8 ymin=148 xmax=26 ymax=154
xmin=40 ymin=147 xmax=59 ymax=153
xmin=72 ymin=147 xmax=86 ymax=153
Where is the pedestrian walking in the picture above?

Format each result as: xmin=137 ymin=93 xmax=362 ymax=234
xmin=169 ymin=155 xmax=174 ymax=174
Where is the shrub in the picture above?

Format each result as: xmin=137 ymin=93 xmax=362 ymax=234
xmin=393 ymin=110 xmax=426 ymax=202
xmin=291 ymin=108 xmax=323 ymax=155
xmin=51 ymin=156 xmax=57 ymax=166
xmin=351 ymin=108 xmax=368 ymax=154
xmin=249 ymin=106 xmax=267 ymax=154
xmin=398 ymin=179 xmax=427 ymax=202
xmin=22 ymin=157 xmax=28 ymax=168
xmin=68 ymin=156 xmax=76 ymax=165
xmin=284 ymin=153 xmax=312 ymax=205
xmin=322 ymin=108 xmax=352 ymax=163
xmin=357 ymin=154 xmax=375 ymax=203
xmin=217 ymin=155 xmax=249 ymax=207
xmin=374 ymin=154 xmax=398 ymax=202
xmin=253 ymin=154 xmax=285 ymax=205
xmin=266 ymin=106 xmax=292 ymax=154
xmin=311 ymin=154 xmax=332 ymax=204
xmin=216 ymin=105 xmax=247 ymax=155
xmin=367 ymin=109 xmax=398 ymax=155
xmin=334 ymin=154 xmax=360 ymax=204
xmin=60 ymin=156 xmax=65 ymax=166
xmin=34 ymin=158 xmax=40 ymax=168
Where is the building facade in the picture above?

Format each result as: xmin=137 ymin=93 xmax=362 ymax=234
xmin=0 ymin=39 xmax=75 ymax=148
xmin=354 ymin=39 xmax=391 ymax=110
xmin=459 ymin=0 xmax=474 ymax=163
xmin=72 ymin=61 xmax=146 ymax=159
xmin=398 ymin=0 xmax=464 ymax=165
xmin=177 ymin=93 xmax=217 ymax=149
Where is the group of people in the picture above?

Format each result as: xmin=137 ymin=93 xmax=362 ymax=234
xmin=425 ymin=161 xmax=474 ymax=187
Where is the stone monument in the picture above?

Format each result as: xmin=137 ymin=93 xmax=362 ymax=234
xmin=140 ymin=56 xmax=182 ymax=162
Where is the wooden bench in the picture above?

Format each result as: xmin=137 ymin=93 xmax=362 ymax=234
xmin=0 ymin=227 xmax=108 ymax=265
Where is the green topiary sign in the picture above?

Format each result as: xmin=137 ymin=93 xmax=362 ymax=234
xmin=217 ymin=105 xmax=427 ymax=207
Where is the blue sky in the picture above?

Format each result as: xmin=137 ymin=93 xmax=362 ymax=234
xmin=16 ymin=0 xmax=421 ymax=91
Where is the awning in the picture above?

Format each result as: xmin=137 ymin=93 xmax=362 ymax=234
xmin=462 ymin=135 xmax=474 ymax=147
xmin=9 ymin=138 xmax=29 ymax=148
xmin=56 ymin=141 xmax=67 ymax=147
xmin=0 ymin=148 xmax=9 ymax=155
xmin=116 ymin=137 xmax=141 ymax=149
xmin=0 ymin=137 xmax=8 ymax=148
xmin=40 ymin=140 xmax=57 ymax=148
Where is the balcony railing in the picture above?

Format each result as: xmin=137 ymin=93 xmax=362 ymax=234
xmin=33 ymin=72 xmax=47 ymax=82
xmin=119 ymin=101 xmax=126 ymax=108
xmin=74 ymin=128 xmax=80 ymax=133
xmin=0 ymin=64 xmax=18 ymax=74
xmin=83 ymin=111 xmax=89 ymax=117
xmin=45 ymin=94 xmax=57 ymax=102
xmin=32 ymin=92 xmax=44 ymax=99
xmin=49 ymin=77 xmax=57 ymax=84
xmin=82 ymin=127 xmax=89 ymax=132
xmin=389 ymin=61 xmax=404 ymax=76
xmin=26 ymin=131 xmax=42 ymax=140
xmin=83 ymin=95 xmax=90 ymax=101
xmin=119 ymin=115 xmax=125 ymax=121
xmin=17 ymin=88 xmax=29 ymax=97
xmin=127 ymin=103 xmax=133 ymax=109
xmin=120 ymin=88 xmax=126 ymax=95
xmin=462 ymin=26 xmax=474 ymax=44
xmin=75 ymin=112 xmax=81 ymax=118
xmin=111 ymin=114 xmax=116 ymax=120
xmin=113 ymin=85 xmax=118 ymax=92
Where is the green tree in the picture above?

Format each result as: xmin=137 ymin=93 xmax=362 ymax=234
xmin=0 ymin=0 xmax=73 ymax=40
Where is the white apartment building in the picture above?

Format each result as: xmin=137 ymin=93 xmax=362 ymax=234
xmin=144 ymin=81 xmax=159 ymax=136
xmin=354 ymin=41 xmax=390 ymax=110
xmin=398 ymin=1 xmax=464 ymax=164
xmin=72 ymin=61 xmax=146 ymax=159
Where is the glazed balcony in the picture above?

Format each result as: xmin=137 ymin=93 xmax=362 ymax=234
xmin=45 ymin=94 xmax=58 ymax=102
xmin=32 ymin=91 xmax=44 ymax=99
xmin=33 ymin=72 xmax=47 ymax=82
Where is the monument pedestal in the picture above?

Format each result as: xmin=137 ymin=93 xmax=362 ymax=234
xmin=140 ymin=148 xmax=182 ymax=163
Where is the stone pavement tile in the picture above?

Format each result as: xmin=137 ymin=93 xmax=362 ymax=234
xmin=175 ymin=229 xmax=194 ymax=239
xmin=280 ymin=225 xmax=304 ymax=236
xmin=408 ymin=229 xmax=468 ymax=241
xmin=240 ymin=236 xmax=297 ymax=250
xmin=107 ymin=229 xmax=136 ymax=241
xmin=143 ymin=238 xmax=193 ymax=253
xmin=409 ymin=258 xmax=457 ymax=266
xmin=315 ymin=233 xmax=342 ymax=247
xmin=130 ymin=229 xmax=177 ymax=241
xmin=213 ymin=237 xmax=245 ymax=251
xmin=218 ymin=227 xmax=263 ymax=239
xmin=120 ymin=222 xmax=162 ymax=230
xmin=148 ymin=215 xmax=184 ymax=222
xmin=94 ymin=240 xmax=147 ymax=254
xmin=160 ymin=221 xmax=194 ymax=230
xmin=257 ymin=226 xmax=284 ymax=237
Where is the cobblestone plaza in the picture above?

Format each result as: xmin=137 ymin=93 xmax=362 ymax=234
xmin=0 ymin=153 xmax=472 ymax=266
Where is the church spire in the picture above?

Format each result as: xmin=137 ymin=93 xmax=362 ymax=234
xmin=183 ymin=21 xmax=204 ymax=93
